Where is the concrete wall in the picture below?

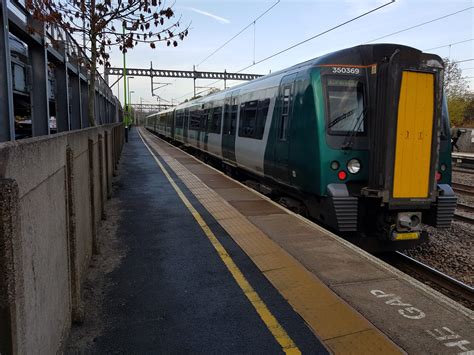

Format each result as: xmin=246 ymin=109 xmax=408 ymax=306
xmin=0 ymin=124 xmax=124 ymax=354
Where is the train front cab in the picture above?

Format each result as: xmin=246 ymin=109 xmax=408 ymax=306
xmin=318 ymin=46 xmax=457 ymax=250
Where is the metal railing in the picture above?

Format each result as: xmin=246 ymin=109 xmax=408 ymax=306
xmin=0 ymin=0 xmax=121 ymax=142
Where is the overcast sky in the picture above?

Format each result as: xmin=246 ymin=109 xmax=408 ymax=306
xmin=107 ymin=0 xmax=474 ymax=106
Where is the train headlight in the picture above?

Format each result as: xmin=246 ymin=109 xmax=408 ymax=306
xmin=440 ymin=163 xmax=447 ymax=172
xmin=330 ymin=161 xmax=340 ymax=170
xmin=347 ymin=159 xmax=361 ymax=174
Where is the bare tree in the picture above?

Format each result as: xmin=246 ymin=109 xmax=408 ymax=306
xmin=443 ymin=58 xmax=472 ymax=126
xmin=444 ymin=57 xmax=469 ymax=98
xmin=25 ymin=0 xmax=189 ymax=126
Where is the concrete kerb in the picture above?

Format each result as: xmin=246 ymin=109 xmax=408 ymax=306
xmin=0 ymin=123 xmax=123 ymax=354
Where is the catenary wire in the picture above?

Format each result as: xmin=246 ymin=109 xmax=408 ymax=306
xmin=424 ymin=38 xmax=473 ymax=51
xmin=176 ymin=5 xmax=472 ymax=102
xmin=454 ymin=59 xmax=473 ymax=64
xmin=365 ymin=6 xmax=473 ymax=43
xmin=236 ymin=0 xmax=395 ymax=73
xmin=176 ymin=0 xmax=394 ymax=101
xmin=197 ymin=0 xmax=280 ymax=67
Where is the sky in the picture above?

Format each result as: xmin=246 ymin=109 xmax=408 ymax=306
xmin=106 ymin=0 xmax=474 ymax=107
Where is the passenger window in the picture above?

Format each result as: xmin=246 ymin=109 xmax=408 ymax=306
xmin=176 ymin=111 xmax=184 ymax=128
xmin=209 ymin=107 xmax=222 ymax=134
xmin=190 ymin=110 xmax=200 ymax=129
xmin=279 ymin=87 xmax=291 ymax=140
xmin=257 ymin=99 xmax=270 ymax=139
xmin=238 ymin=99 xmax=270 ymax=139
xmin=185 ymin=109 xmax=189 ymax=129
xmin=239 ymin=101 xmax=258 ymax=138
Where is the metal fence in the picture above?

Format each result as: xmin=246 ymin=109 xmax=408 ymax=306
xmin=0 ymin=0 xmax=121 ymax=142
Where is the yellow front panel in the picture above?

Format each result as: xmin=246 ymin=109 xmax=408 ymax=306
xmin=393 ymin=71 xmax=434 ymax=198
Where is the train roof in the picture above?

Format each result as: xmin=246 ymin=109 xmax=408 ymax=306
xmin=148 ymin=43 xmax=443 ymax=117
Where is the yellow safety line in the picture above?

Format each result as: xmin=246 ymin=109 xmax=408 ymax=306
xmin=138 ymin=131 xmax=301 ymax=355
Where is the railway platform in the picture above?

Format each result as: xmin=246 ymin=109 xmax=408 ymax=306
xmin=69 ymin=127 xmax=474 ymax=354
xmin=452 ymin=152 xmax=474 ymax=169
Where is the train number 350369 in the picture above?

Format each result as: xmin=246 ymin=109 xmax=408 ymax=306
xmin=332 ymin=67 xmax=360 ymax=74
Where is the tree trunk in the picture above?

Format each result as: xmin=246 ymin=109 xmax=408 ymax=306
xmin=87 ymin=37 xmax=97 ymax=127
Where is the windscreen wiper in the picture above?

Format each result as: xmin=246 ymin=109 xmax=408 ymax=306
xmin=327 ymin=109 xmax=355 ymax=129
xmin=342 ymin=107 xmax=367 ymax=150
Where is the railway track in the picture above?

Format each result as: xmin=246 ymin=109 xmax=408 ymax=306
xmin=452 ymin=182 xmax=474 ymax=197
xmin=455 ymin=203 xmax=474 ymax=224
xmin=453 ymin=167 xmax=474 ymax=174
xmin=382 ymin=252 xmax=474 ymax=309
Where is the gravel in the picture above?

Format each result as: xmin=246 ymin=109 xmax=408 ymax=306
xmin=403 ymin=222 xmax=473 ymax=286
xmin=403 ymin=170 xmax=474 ymax=287
xmin=452 ymin=169 xmax=474 ymax=188
xmin=66 ymin=181 xmax=126 ymax=352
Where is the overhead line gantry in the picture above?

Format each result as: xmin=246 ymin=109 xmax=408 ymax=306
xmin=105 ymin=63 xmax=264 ymax=99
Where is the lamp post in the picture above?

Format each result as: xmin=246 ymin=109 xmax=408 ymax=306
xmin=122 ymin=21 xmax=137 ymax=141
xmin=127 ymin=76 xmax=134 ymax=107
xmin=140 ymin=97 xmax=144 ymax=125
xmin=129 ymin=90 xmax=135 ymax=108
xmin=127 ymin=76 xmax=135 ymax=125
xmin=129 ymin=91 xmax=135 ymax=124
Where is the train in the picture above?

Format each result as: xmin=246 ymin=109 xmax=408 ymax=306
xmin=145 ymin=43 xmax=457 ymax=251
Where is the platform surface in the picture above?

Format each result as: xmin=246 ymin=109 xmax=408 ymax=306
xmin=80 ymin=127 xmax=473 ymax=354
xmin=452 ymin=152 xmax=474 ymax=158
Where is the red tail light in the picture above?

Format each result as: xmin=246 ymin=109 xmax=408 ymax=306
xmin=338 ymin=170 xmax=347 ymax=180
xmin=435 ymin=171 xmax=442 ymax=181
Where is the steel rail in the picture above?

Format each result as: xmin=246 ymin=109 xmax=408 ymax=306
xmin=454 ymin=203 xmax=474 ymax=224
xmin=457 ymin=203 xmax=474 ymax=213
xmin=454 ymin=213 xmax=474 ymax=224
xmin=393 ymin=252 xmax=474 ymax=307
xmin=453 ymin=167 xmax=474 ymax=174
xmin=452 ymin=182 xmax=474 ymax=197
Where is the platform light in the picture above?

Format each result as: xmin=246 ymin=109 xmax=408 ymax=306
xmin=347 ymin=159 xmax=361 ymax=174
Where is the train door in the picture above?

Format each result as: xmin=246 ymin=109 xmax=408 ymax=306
xmin=222 ymin=91 xmax=239 ymax=162
xmin=184 ymin=108 xmax=189 ymax=143
xmin=273 ymin=73 xmax=296 ymax=183
xmin=171 ymin=110 xmax=175 ymax=139
xmin=203 ymin=108 xmax=210 ymax=151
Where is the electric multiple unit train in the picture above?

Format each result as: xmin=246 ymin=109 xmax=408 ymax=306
xmin=145 ymin=43 xmax=457 ymax=250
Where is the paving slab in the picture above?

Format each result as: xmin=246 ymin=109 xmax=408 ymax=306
xmin=230 ymin=200 xmax=287 ymax=216
xmin=332 ymin=278 xmax=474 ymax=354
